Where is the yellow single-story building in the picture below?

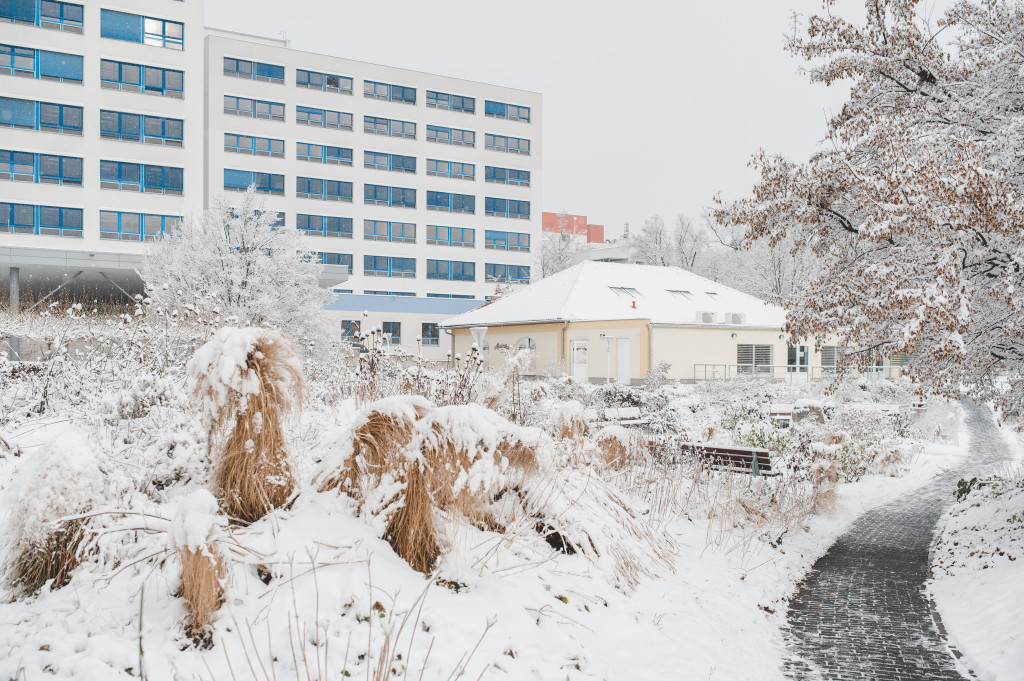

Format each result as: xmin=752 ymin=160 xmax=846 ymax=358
xmin=441 ymin=262 xmax=900 ymax=384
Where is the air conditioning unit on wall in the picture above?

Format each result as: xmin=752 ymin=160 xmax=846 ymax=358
xmin=725 ymin=312 xmax=745 ymax=325
xmin=697 ymin=311 xmax=715 ymax=324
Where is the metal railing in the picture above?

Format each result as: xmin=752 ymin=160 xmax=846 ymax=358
xmin=693 ymin=363 xmax=907 ymax=382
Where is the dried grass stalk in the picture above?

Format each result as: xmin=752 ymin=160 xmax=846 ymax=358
xmin=8 ymin=519 xmax=85 ymax=593
xmin=180 ymin=545 xmax=226 ymax=648
xmin=193 ymin=329 xmax=303 ymax=524
xmin=383 ymin=464 xmax=440 ymax=574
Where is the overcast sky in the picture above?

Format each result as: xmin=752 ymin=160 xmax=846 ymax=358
xmin=206 ymin=0 xmax=863 ymax=239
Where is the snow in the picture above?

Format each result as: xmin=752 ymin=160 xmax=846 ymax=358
xmin=441 ymin=261 xmax=787 ymax=328
xmin=167 ymin=490 xmax=221 ymax=552
xmin=930 ymin=425 xmax=1024 ymax=681
xmin=186 ymin=326 xmax=268 ymax=412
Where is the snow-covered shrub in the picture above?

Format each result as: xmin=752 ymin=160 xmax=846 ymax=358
xmin=551 ymin=399 xmax=589 ymax=440
xmin=169 ymin=490 xmax=226 ymax=647
xmin=592 ymin=425 xmax=643 ymax=469
xmin=810 ymin=443 xmax=840 ymax=514
xmin=1 ymin=431 xmax=107 ymax=593
xmin=188 ymin=327 xmax=303 ymax=524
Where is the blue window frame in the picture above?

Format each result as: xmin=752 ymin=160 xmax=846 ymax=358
xmin=427 ymin=159 xmax=475 ymax=180
xmin=485 ymin=100 xmax=530 ymax=122
xmin=223 ymin=169 xmax=284 ymax=195
xmin=382 ymin=321 xmax=401 ymax=344
xmin=427 ymin=293 xmax=475 ymax=299
xmin=0 ymin=202 xmax=82 ymax=237
xmin=426 ymin=90 xmax=475 ymax=113
xmin=99 ymin=210 xmax=180 ymax=241
xmin=296 ymin=68 xmax=352 ymax=94
xmin=485 ymin=166 xmax=530 ymax=186
xmin=223 ymin=133 xmax=284 ymax=157
xmin=363 ymin=220 xmax=415 ymax=243
xmin=100 ymin=161 xmax=182 ymax=194
xmin=0 ymin=43 xmax=82 ymax=82
xmin=0 ymin=150 xmax=82 ymax=185
xmin=223 ymin=95 xmax=284 ymax=121
xmin=101 ymin=59 xmax=183 ymax=97
xmin=485 ymin=197 xmax=531 ymax=219
xmin=363 ymin=151 xmax=416 ymax=173
xmin=2 ymin=0 xmax=83 ymax=30
xmin=426 ymin=125 xmax=475 ymax=147
xmin=1 ymin=97 xmax=82 ymax=134
xmin=363 ymin=115 xmax=416 ymax=138
xmin=363 ymin=184 xmax=416 ymax=208
xmin=296 ymin=105 xmax=353 ymax=129
xmin=426 ymin=225 xmax=474 ymax=248
xmin=421 ymin=323 xmax=440 ymax=346
xmin=364 ymin=80 xmax=415 ymax=104
xmin=297 ymin=142 xmax=352 ymax=165
xmin=427 ymin=191 xmax=475 ymax=214
xmin=317 ymin=252 xmax=353 ymax=272
xmin=340 ymin=319 xmax=360 ymax=343
xmin=485 ymin=230 xmax=531 ymax=252
xmin=364 ymin=290 xmax=415 ymax=297
xmin=296 ymin=177 xmax=353 ymax=202
xmin=426 ymin=259 xmax=475 ymax=282
xmin=101 ymin=10 xmax=183 ymax=50
xmin=297 ymin=214 xmax=353 ymax=238
xmin=100 ymin=110 xmax=183 ymax=146
xmin=485 ymin=133 xmax=530 ymax=155
xmin=485 ymin=263 xmax=530 ymax=283
xmin=223 ymin=57 xmax=284 ymax=83
xmin=364 ymin=255 xmax=416 ymax=279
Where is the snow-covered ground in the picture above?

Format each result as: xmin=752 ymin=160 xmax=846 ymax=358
xmin=0 ymin=316 xmax=979 ymax=680
xmin=930 ymin=424 xmax=1024 ymax=681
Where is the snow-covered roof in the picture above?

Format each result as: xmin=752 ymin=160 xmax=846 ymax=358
xmin=442 ymin=261 xmax=786 ymax=328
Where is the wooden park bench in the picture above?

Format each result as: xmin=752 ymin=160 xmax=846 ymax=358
xmin=648 ymin=440 xmax=778 ymax=477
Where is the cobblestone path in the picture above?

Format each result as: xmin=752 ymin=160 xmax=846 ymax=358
xmin=784 ymin=402 xmax=1014 ymax=680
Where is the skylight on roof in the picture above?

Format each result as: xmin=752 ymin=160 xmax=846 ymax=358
xmin=667 ymin=289 xmax=693 ymax=300
xmin=705 ymin=291 xmax=718 ymax=297
xmin=609 ymin=286 xmax=641 ymax=297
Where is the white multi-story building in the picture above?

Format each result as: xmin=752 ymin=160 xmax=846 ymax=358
xmin=1 ymin=0 xmax=542 ymax=358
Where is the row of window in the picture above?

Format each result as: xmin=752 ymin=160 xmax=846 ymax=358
xmin=341 ymin=321 xmax=442 ymax=346
xmin=0 ymin=43 xmax=82 ymax=82
xmin=359 ymin=256 xmax=529 ymax=282
xmin=224 ymin=59 xmax=531 ymax=123
xmin=100 ymin=9 xmax=183 ymax=50
xmin=99 ymin=210 xmax=181 ymax=241
xmin=0 ymin=97 xmax=82 ymax=133
xmin=221 ymin=171 xmax=531 ymax=216
xmin=293 ymin=218 xmax=528 ymax=252
xmin=100 ymin=161 xmax=183 ymax=194
xmin=0 ymin=201 xmax=82 ymax=237
xmin=2 ymin=0 xmax=84 ymax=32
xmin=0 ymin=149 xmax=81 ymax=184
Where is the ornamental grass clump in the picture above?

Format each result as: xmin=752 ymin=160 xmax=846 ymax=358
xmin=1 ymin=431 xmax=106 ymax=594
xmin=188 ymin=327 xmax=303 ymax=524
xmin=170 ymin=490 xmax=226 ymax=648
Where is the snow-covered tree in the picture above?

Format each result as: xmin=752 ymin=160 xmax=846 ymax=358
xmin=141 ymin=187 xmax=333 ymax=340
xmin=714 ymin=0 xmax=1024 ymax=411
xmin=539 ymin=210 xmax=580 ymax=278
xmin=672 ymin=214 xmax=710 ymax=269
xmin=632 ymin=215 xmax=674 ymax=266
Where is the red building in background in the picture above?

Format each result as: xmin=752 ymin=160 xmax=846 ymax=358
xmin=541 ymin=212 xmax=605 ymax=244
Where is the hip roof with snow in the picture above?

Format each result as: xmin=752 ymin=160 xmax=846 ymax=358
xmin=441 ymin=261 xmax=786 ymax=328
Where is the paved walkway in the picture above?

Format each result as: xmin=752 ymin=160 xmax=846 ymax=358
xmin=784 ymin=402 xmax=1013 ymax=680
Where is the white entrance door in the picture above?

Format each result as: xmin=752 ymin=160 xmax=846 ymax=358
xmin=788 ymin=345 xmax=810 ymax=384
xmin=616 ymin=338 xmax=631 ymax=384
xmin=571 ymin=340 xmax=589 ymax=383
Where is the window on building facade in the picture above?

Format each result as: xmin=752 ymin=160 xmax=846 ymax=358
xmin=484 ymin=133 xmax=530 ymax=154
xmin=0 ymin=44 xmax=82 ymax=82
xmin=363 ymin=184 xmax=416 ymax=208
xmin=364 ymin=255 xmax=416 ymax=278
xmin=0 ymin=97 xmax=82 ymax=134
xmin=362 ymin=115 xmax=415 ymax=138
xmin=426 ymin=125 xmax=475 ymax=147
xmin=427 ymin=159 xmax=474 ymax=180
xmin=99 ymin=210 xmax=180 ymax=241
xmin=296 ymin=176 xmax=353 ymax=201
xmin=484 ymin=263 xmax=530 ymax=283
xmin=223 ymin=169 xmax=284 ymax=195
xmin=101 ymin=60 xmax=183 ymax=97
xmin=317 ymin=252 xmax=353 ymax=272
xmin=484 ymin=100 xmax=530 ymax=122
xmin=426 ymin=259 xmax=475 ymax=282
xmin=0 ymin=202 xmax=81 ymax=237
xmin=100 ymin=161 xmax=182 ymax=194
xmin=0 ymin=150 xmax=81 ymax=185
xmin=363 ymin=220 xmax=415 ymax=243
xmin=426 ymin=90 xmax=475 ymax=113
xmin=101 ymin=111 xmax=183 ymax=145
xmin=484 ymin=230 xmax=530 ymax=252
xmin=101 ymin=10 xmax=184 ymax=49
xmin=426 ymin=191 xmax=475 ymax=214
xmin=426 ymin=225 xmax=474 ymax=247
xmin=381 ymin=321 xmax=401 ymax=344
xmin=363 ymin=80 xmax=415 ymax=104
xmin=736 ymin=344 xmax=773 ymax=374
xmin=340 ymin=319 xmax=360 ymax=344
xmin=484 ymin=197 xmax=530 ymax=219
xmin=296 ymin=105 xmax=352 ymax=129
xmin=363 ymin=151 xmax=416 ymax=173
xmin=223 ymin=57 xmax=284 ymax=83
xmin=484 ymin=166 xmax=530 ymax=186
xmin=223 ymin=133 xmax=284 ymax=157
xmin=3 ymin=0 xmax=84 ymax=31
xmin=297 ymin=214 xmax=353 ymax=238
xmin=296 ymin=142 xmax=352 ymax=165
xmin=421 ymin=323 xmax=440 ymax=346
xmin=297 ymin=68 xmax=352 ymax=94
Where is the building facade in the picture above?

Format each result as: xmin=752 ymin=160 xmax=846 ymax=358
xmin=2 ymin=1 xmax=542 ymax=359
